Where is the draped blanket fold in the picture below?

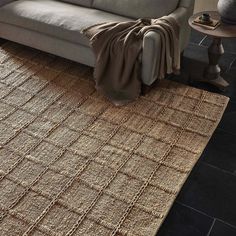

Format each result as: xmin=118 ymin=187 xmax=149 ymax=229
xmin=82 ymin=16 xmax=180 ymax=105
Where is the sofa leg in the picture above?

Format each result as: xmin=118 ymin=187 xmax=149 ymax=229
xmin=141 ymin=78 xmax=162 ymax=95
xmin=180 ymin=50 xmax=185 ymax=69
xmin=141 ymin=84 xmax=152 ymax=95
xmin=0 ymin=38 xmax=7 ymax=45
xmin=181 ymin=51 xmax=184 ymax=59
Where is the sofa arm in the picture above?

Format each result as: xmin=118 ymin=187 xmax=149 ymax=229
xmin=141 ymin=1 xmax=195 ymax=85
xmin=179 ymin=0 xmax=195 ymax=10
xmin=169 ymin=7 xmax=194 ymax=50
xmin=0 ymin=0 xmax=16 ymax=7
xmin=141 ymin=31 xmax=162 ymax=85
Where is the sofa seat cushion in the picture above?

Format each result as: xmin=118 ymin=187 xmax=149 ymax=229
xmin=0 ymin=0 xmax=132 ymax=47
xmin=92 ymin=0 xmax=179 ymax=19
xmin=59 ymin=0 xmax=93 ymax=8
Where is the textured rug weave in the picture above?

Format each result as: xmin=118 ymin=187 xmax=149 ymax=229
xmin=0 ymin=42 xmax=229 ymax=236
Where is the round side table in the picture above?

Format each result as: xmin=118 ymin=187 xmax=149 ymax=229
xmin=189 ymin=11 xmax=236 ymax=91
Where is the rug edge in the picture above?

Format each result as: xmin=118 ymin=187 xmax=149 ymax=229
xmin=154 ymin=96 xmax=230 ymax=235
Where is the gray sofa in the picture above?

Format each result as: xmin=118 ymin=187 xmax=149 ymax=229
xmin=0 ymin=0 xmax=195 ymax=85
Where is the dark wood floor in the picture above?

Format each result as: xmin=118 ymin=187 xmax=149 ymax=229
xmin=1 ymin=31 xmax=236 ymax=235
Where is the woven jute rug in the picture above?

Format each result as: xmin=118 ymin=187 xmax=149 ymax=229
xmin=0 ymin=42 xmax=229 ymax=236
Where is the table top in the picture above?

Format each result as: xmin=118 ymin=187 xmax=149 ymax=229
xmin=189 ymin=11 xmax=236 ymax=38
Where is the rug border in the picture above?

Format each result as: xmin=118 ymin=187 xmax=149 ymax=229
xmin=154 ymin=95 xmax=230 ymax=235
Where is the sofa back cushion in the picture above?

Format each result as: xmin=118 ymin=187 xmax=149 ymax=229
xmin=0 ymin=0 xmax=16 ymax=7
xmin=92 ymin=0 xmax=179 ymax=19
xmin=60 ymin=0 xmax=93 ymax=7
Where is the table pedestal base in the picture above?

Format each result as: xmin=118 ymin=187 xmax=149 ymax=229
xmin=191 ymin=37 xmax=229 ymax=91
xmin=204 ymin=37 xmax=229 ymax=90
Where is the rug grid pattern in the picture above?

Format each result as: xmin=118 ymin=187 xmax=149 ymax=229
xmin=0 ymin=42 xmax=229 ymax=236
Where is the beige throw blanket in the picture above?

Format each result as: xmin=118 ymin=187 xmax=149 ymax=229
xmin=82 ymin=16 xmax=180 ymax=105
